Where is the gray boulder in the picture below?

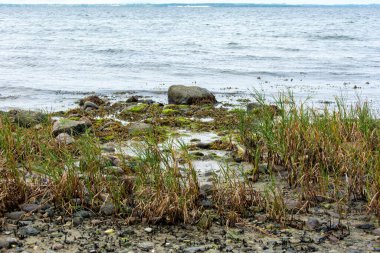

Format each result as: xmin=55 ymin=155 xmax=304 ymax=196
xmin=8 ymin=110 xmax=47 ymax=128
xmin=168 ymin=85 xmax=217 ymax=105
xmin=52 ymin=118 xmax=91 ymax=137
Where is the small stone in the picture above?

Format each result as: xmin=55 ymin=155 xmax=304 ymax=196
xmin=306 ymin=218 xmax=320 ymax=230
xmin=73 ymin=210 xmax=92 ymax=219
xmin=104 ymin=229 xmax=115 ymax=235
xmin=18 ymin=226 xmax=40 ymax=237
xmin=20 ymin=203 xmax=40 ymax=212
xmin=52 ymin=119 xmax=90 ymax=137
xmin=137 ymin=241 xmax=154 ymax=251
xmin=200 ymin=184 xmax=213 ymax=196
xmin=373 ymin=228 xmax=380 ymax=236
xmin=5 ymin=211 xmax=25 ymax=220
xmin=356 ymin=223 xmax=375 ymax=230
xmin=72 ymin=216 xmax=83 ymax=226
xmin=196 ymin=142 xmax=212 ymax=149
xmin=144 ymin=227 xmax=153 ymax=233
xmin=126 ymin=96 xmax=139 ymax=103
xmin=100 ymin=202 xmax=115 ymax=216
xmin=55 ymin=133 xmax=74 ymax=145
xmin=52 ymin=243 xmax=64 ymax=250
xmin=184 ymin=245 xmax=213 ymax=253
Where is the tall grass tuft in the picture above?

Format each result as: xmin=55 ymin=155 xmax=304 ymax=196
xmin=239 ymin=90 xmax=380 ymax=216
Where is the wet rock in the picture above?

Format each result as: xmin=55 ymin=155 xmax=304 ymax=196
xmin=126 ymin=96 xmax=139 ymax=103
xmin=83 ymin=101 xmax=99 ymax=110
xmin=79 ymin=95 xmax=105 ymax=106
xmin=52 ymin=119 xmax=90 ymax=137
xmin=18 ymin=226 xmax=40 ymax=237
xmin=184 ymin=245 xmax=213 ymax=253
xmin=5 ymin=211 xmax=25 ymax=220
xmin=100 ymin=202 xmax=115 ymax=216
xmin=128 ymin=122 xmax=153 ymax=135
xmin=20 ymin=203 xmax=40 ymax=212
xmin=137 ymin=241 xmax=154 ymax=251
xmin=55 ymin=133 xmax=74 ymax=145
xmin=196 ymin=142 xmax=212 ymax=149
xmin=168 ymin=85 xmax=217 ymax=105
xmin=8 ymin=110 xmax=47 ymax=128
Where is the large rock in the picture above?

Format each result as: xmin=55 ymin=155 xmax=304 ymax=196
xmin=78 ymin=95 xmax=105 ymax=106
xmin=8 ymin=110 xmax=47 ymax=128
xmin=52 ymin=118 xmax=91 ymax=137
xmin=168 ymin=85 xmax=217 ymax=105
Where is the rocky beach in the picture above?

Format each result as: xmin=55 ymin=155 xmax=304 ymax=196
xmin=1 ymin=85 xmax=380 ymax=253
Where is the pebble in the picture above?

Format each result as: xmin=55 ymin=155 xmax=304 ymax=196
xmin=74 ymin=210 xmax=92 ymax=219
xmin=72 ymin=216 xmax=83 ymax=226
xmin=5 ymin=211 xmax=25 ymax=220
xmin=184 ymin=245 xmax=213 ymax=253
xmin=373 ymin=228 xmax=380 ymax=236
xmin=18 ymin=226 xmax=40 ymax=237
xmin=20 ymin=203 xmax=40 ymax=212
xmin=100 ymin=202 xmax=115 ymax=216
xmin=144 ymin=227 xmax=153 ymax=233
xmin=52 ymin=243 xmax=64 ymax=250
xmin=306 ymin=218 xmax=320 ymax=230
xmin=137 ymin=241 xmax=154 ymax=251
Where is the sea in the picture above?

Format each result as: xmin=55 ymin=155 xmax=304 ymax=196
xmin=0 ymin=4 xmax=379 ymax=111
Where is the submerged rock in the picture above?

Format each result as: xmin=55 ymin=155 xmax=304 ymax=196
xmin=168 ymin=85 xmax=217 ymax=105
xmin=52 ymin=118 xmax=91 ymax=137
xmin=8 ymin=110 xmax=47 ymax=128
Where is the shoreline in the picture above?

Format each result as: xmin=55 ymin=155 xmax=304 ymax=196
xmin=1 ymin=85 xmax=380 ymax=252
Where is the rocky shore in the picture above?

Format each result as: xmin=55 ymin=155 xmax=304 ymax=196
xmin=1 ymin=85 xmax=380 ymax=253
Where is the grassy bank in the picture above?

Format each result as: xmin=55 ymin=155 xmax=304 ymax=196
xmin=0 ymin=92 xmax=379 ymax=228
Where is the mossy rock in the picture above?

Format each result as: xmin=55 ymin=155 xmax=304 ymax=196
xmin=162 ymin=109 xmax=179 ymax=115
xmin=124 ymin=104 xmax=149 ymax=113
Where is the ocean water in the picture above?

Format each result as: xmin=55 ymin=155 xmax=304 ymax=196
xmin=0 ymin=4 xmax=379 ymax=111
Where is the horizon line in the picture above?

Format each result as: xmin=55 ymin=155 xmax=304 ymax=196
xmin=0 ymin=2 xmax=379 ymax=6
